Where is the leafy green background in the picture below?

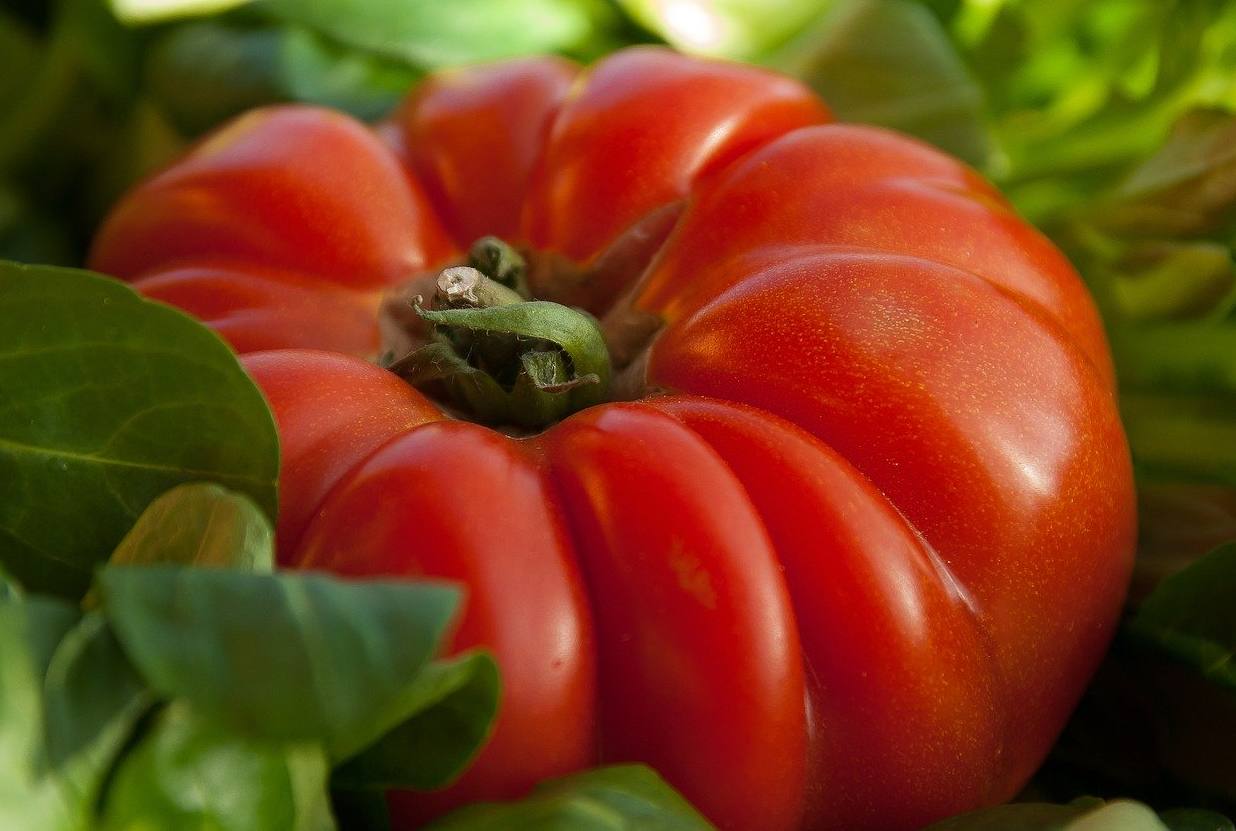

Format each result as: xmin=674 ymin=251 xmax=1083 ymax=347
xmin=4 ymin=0 xmax=1236 ymax=827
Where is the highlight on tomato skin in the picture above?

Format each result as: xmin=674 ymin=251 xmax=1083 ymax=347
xmin=89 ymin=44 xmax=1137 ymax=831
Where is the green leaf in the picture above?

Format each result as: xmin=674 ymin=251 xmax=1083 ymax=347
xmin=107 ymin=483 xmax=274 ymax=572
xmin=1110 ymin=324 xmax=1236 ymax=488
xmin=87 ymin=96 xmax=188 ymax=231
xmin=0 ymin=11 xmax=40 ymax=112
xmin=146 ymin=20 xmax=417 ymax=135
xmin=418 ymin=299 xmax=612 ymax=414
xmin=1104 ymin=241 xmax=1234 ymax=323
xmin=0 ymin=590 xmax=78 ymax=830
xmin=144 ymin=21 xmax=285 ymax=134
xmin=277 ymin=24 xmax=419 ymax=120
xmin=1161 ymin=809 xmax=1236 ymax=831
xmin=100 ymin=700 xmax=336 ymax=831
xmin=0 ymin=182 xmax=76 ymax=265
xmin=109 ymin=0 xmax=255 ymax=25
xmin=925 ymin=798 xmax=1169 ymax=830
xmin=254 ymin=0 xmax=621 ymax=69
xmin=0 ymin=591 xmax=149 ymax=831
xmin=0 ymin=589 xmax=79 ymax=790
xmin=616 ymin=0 xmax=822 ymax=60
xmin=333 ymin=650 xmax=500 ymax=790
xmin=0 ymin=262 xmax=279 ymax=598
xmin=768 ymin=0 xmax=991 ymax=166
xmin=424 ymin=765 xmax=716 ymax=830
xmin=0 ymin=6 xmax=78 ymax=172
xmin=1098 ymin=110 xmax=1236 ymax=238
xmin=1128 ymin=541 xmax=1236 ymax=690
xmin=60 ymin=0 xmax=142 ymax=104
xmin=40 ymin=612 xmax=153 ymax=810
xmin=98 ymin=566 xmax=462 ymax=760
xmin=1121 ymin=390 xmax=1236 ymax=488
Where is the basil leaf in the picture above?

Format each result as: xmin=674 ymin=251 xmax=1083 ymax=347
xmin=0 ymin=589 xmax=78 ymax=829
xmin=100 ymin=700 xmax=336 ymax=831
xmin=1128 ymin=542 xmax=1236 ymax=690
xmin=0 ymin=590 xmax=148 ymax=831
xmin=616 ymin=0 xmax=818 ymax=60
xmin=278 ymin=24 xmax=417 ymax=120
xmin=1161 ymin=809 xmax=1236 ymax=831
xmin=60 ymin=0 xmax=142 ymax=104
xmin=1098 ymin=110 xmax=1236 ymax=239
xmin=925 ymin=798 xmax=1169 ymax=830
xmin=109 ymin=0 xmax=255 ymax=25
xmin=333 ymin=650 xmax=499 ymax=790
xmin=0 ymin=183 xmax=75 ymax=265
xmin=146 ymin=20 xmax=416 ymax=134
xmin=40 ymin=612 xmax=153 ymax=809
xmin=0 ymin=588 xmax=78 ymax=782
xmin=255 ymin=0 xmax=620 ymax=69
xmin=769 ymin=0 xmax=991 ymax=166
xmin=106 ymin=482 xmax=274 ymax=572
xmin=98 ymin=566 xmax=462 ymax=759
xmin=0 ymin=262 xmax=279 ymax=598
xmin=425 ymin=764 xmax=715 ymax=830
xmin=0 ymin=11 xmax=40 ymax=112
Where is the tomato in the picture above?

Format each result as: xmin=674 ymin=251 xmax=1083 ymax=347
xmin=90 ymin=47 xmax=1135 ymax=831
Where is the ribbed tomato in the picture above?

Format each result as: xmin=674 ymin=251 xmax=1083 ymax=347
xmin=91 ymin=47 xmax=1135 ymax=831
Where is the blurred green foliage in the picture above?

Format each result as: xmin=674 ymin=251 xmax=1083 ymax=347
xmin=5 ymin=0 xmax=1236 ymax=821
xmin=0 ymin=0 xmax=656 ymax=265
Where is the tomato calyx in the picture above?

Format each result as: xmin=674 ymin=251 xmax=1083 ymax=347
xmin=384 ymin=257 xmax=612 ymax=430
xmin=467 ymin=235 xmax=531 ymax=299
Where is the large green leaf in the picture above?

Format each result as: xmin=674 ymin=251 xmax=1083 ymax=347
xmin=1128 ymin=542 xmax=1236 ymax=690
xmin=425 ymin=765 xmax=715 ymax=830
xmin=97 ymin=566 xmax=465 ymax=760
xmin=100 ymin=700 xmax=335 ymax=831
xmin=0 ymin=263 xmax=279 ymax=598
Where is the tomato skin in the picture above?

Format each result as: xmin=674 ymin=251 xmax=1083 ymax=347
xmin=635 ymin=124 xmax=1115 ymax=387
xmin=92 ymin=47 xmax=1137 ymax=831
xmin=291 ymin=419 xmax=598 ymax=824
xmin=537 ymin=403 xmax=807 ymax=831
xmin=646 ymin=248 xmax=1135 ymax=799
xmin=137 ymin=263 xmax=383 ymax=357
xmin=91 ymin=106 xmax=453 ymax=287
xmin=521 ymin=47 xmax=830 ymax=265
xmin=241 ymin=350 xmax=445 ymax=564
xmin=648 ymin=396 xmax=1005 ymax=830
xmin=385 ymin=56 xmax=579 ymax=247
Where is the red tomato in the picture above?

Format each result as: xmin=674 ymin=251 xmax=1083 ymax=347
xmin=91 ymin=47 xmax=1135 ymax=831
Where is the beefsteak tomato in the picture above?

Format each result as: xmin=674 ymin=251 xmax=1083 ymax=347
xmin=90 ymin=47 xmax=1136 ymax=831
